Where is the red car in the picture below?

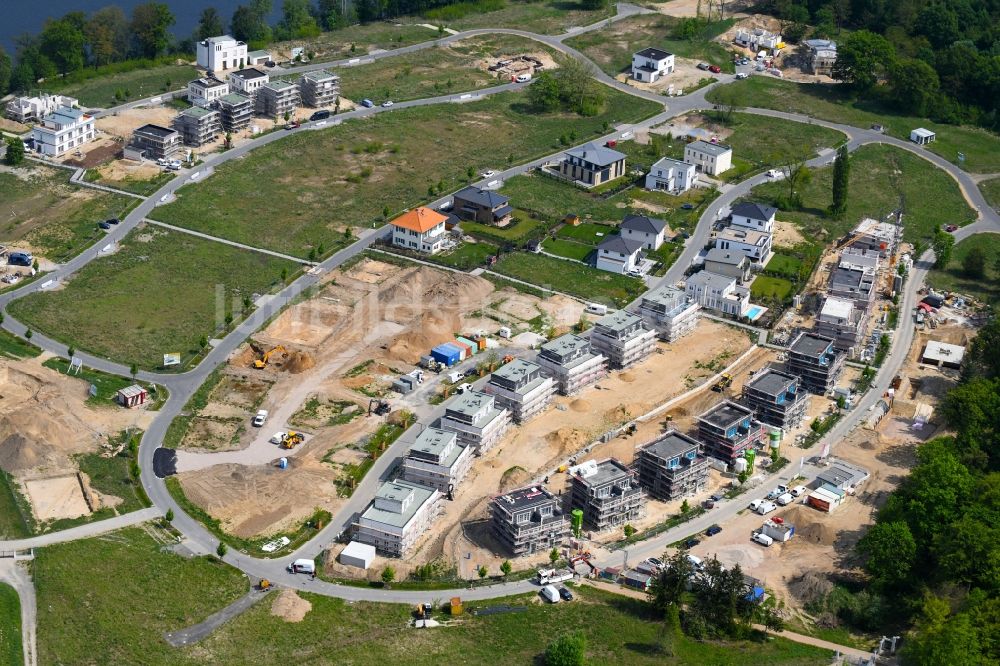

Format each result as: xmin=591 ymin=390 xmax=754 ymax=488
xmin=945 ymin=224 xmax=958 ymax=232
xmin=709 ymin=65 xmax=722 ymax=73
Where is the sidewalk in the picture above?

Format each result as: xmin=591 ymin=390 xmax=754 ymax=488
xmin=0 ymin=507 xmax=162 ymax=551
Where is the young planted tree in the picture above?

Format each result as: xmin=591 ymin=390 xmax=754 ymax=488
xmin=381 ymin=565 xmax=396 ymax=586
xmin=831 ymin=144 xmax=850 ymax=217
xmin=500 ymin=560 xmax=512 ymax=577
xmin=477 ymin=565 xmax=488 ymax=580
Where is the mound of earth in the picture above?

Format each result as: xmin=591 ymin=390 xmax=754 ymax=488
xmin=788 ymin=571 xmax=834 ymax=606
xmin=782 ymin=506 xmax=838 ymax=546
xmin=570 ymin=399 xmax=590 ymax=412
xmin=545 ymin=428 xmax=590 ymax=456
xmin=283 ymin=350 xmax=315 ymax=374
xmin=271 ymin=589 xmax=312 ymax=622
xmin=499 ymin=466 xmax=529 ymax=492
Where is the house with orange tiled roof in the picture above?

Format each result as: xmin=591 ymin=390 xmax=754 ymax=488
xmin=390 ymin=207 xmax=449 ymax=254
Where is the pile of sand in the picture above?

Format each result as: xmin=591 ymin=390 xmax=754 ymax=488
xmin=545 ymin=428 xmax=591 ymax=456
xmin=570 ymin=399 xmax=590 ymax=412
xmin=271 ymin=589 xmax=312 ymax=622
xmin=782 ymin=506 xmax=837 ymax=546
xmin=0 ymin=381 xmax=92 ymax=473
xmin=498 ymin=466 xmax=529 ymax=492
xmin=283 ymin=350 xmax=315 ymax=374
xmin=787 ymin=571 xmax=834 ymax=606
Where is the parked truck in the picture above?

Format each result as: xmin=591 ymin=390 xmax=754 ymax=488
xmin=536 ymin=568 xmax=574 ymax=585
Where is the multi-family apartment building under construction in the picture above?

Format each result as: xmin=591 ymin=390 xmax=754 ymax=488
xmin=483 ymin=358 xmax=556 ymax=423
xmin=786 ymin=331 xmax=846 ymax=394
xmin=569 ymin=458 xmax=646 ymax=532
xmin=635 ymin=430 xmax=711 ymax=500
xmin=697 ymin=400 xmax=766 ymax=465
xmin=741 ymin=368 xmax=808 ymax=430
xmin=490 ymin=485 xmax=569 ymax=556
xmin=589 ymin=310 xmax=657 ymax=369
xmin=636 ymin=284 xmax=700 ymax=341
xmin=535 ymin=333 xmax=607 ymax=395
xmin=298 ymin=69 xmax=340 ymax=107
xmin=400 ymin=426 xmax=473 ymax=494
xmin=437 ymin=390 xmax=510 ymax=455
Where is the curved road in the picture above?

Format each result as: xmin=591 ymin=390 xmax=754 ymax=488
xmin=3 ymin=2 xmax=999 ymax=610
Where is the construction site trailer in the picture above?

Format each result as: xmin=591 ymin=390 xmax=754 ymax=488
xmin=807 ymin=486 xmax=842 ymax=512
xmin=431 ymin=343 xmax=462 ymax=367
xmin=117 ymin=384 xmax=148 ymax=408
xmin=339 ymin=541 xmax=376 ymax=569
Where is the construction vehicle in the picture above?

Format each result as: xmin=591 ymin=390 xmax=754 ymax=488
xmin=502 ymin=354 xmax=514 ymax=364
xmin=253 ymin=345 xmax=286 ymax=369
xmin=257 ymin=579 xmax=272 ymax=591
xmin=711 ymin=373 xmax=733 ymax=392
xmin=368 ymin=399 xmax=391 ymax=417
xmin=280 ymin=431 xmax=304 ymax=449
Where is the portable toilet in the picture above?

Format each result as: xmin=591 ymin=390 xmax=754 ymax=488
xmin=278 ymin=457 xmax=288 ymax=469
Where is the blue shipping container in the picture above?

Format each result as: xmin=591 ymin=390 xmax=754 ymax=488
xmin=431 ymin=343 xmax=462 ymax=367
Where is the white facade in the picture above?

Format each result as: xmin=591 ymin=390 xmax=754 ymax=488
xmin=353 ymin=480 xmax=440 ymax=557
xmin=685 ymin=270 xmax=750 ymax=317
xmin=392 ymin=224 xmax=445 ymax=254
xmin=716 ymin=226 xmax=772 ymax=265
xmin=5 ymin=94 xmax=78 ymax=123
xmin=684 ymin=140 xmax=733 ymax=176
xmin=187 ymin=77 xmax=230 ymax=107
xmin=734 ymin=28 xmax=783 ymax=53
xmin=596 ymin=235 xmax=643 ymax=274
xmin=197 ymin=35 xmax=248 ymax=73
xmin=228 ymin=68 xmax=269 ymax=97
xmin=730 ymin=202 xmax=776 ymax=233
xmin=637 ymin=285 xmax=700 ymax=342
xmin=910 ymin=128 xmax=936 ymax=145
xmin=30 ymin=106 xmax=96 ymax=157
xmin=631 ymin=48 xmax=675 ymax=83
xmin=645 ymin=157 xmax=695 ymax=195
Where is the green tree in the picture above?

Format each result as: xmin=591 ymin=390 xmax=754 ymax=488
xmin=130 ymin=363 xmax=139 ymax=379
xmin=477 ymin=565 xmax=488 ymax=579
xmin=216 ymin=541 xmax=228 ymax=557
xmin=623 ymin=524 xmax=635 ymax=539
xmin=857 ymin=521 xmax=917 ymax=589
xmin=0 ymin=46 xmax=12 ymax=93
xmin=196 ymin=7 xmax=225 ymax=40
xmin=500 ymin=560 xmax=512 ymax=576
xmin=165 ymin=508 xmax=174 ymax=522
xmin=649 ymin=550 xmax=694 ymax=613
xmin=963 ymin=246 xmax=986 ymax=278
xmin=549 ymin=547 xmax=559 ymax=565
xmin=86 ymin=7 xmax=129 ymax=66
xmin=932 ymin=229 xmax=954 ymax=269
xmin=199 ymin=334 xmax=208 ymax=349
xmin=40 ymin=18 xmax=85 ymax=75
xmin=67 ymin=346 xmax=75 ymax=359
xmin=544 ymin=631 xmax=586 ymax=666
xmin=890 ymin=58 xmax=940 ymax=117
xmin=381 ymin=565 xmax=395 ymax=585
xmin=129 ymin=2 xmax=175 ymax=58
xmin=277 ymin=0 xmax=320 ymax=40
xmin=680 ymin=499 xmax=690 ymax=514
xmin=24 ymin=329 xmax=32 ymax=340
xmin=527 ymin=71 xmax=561 ymax=112
xmin=230 ymin=2 xmax=271 ymax=43
xmin=831 ymin=144 xmax=849 ymax=217
xmin=4 ymin=137 xmax=25 ymax=166
xmin=832 ymin=30 xmax=895 ymax=90
xmin=901 ymin=595 xmax=983 ymax=666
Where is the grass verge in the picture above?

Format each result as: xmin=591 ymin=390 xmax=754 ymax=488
xmin=42 ymin=357 xmax=166 ymax=409
xmin=0 ymin=583 xmax=21 ymax=666
xmin=46 ymin=63 xmax=198 ymax=108
xmin=434 ymin=0 xmax=615 ymax=34
xmin=0 ymin=470 xmax=33 ymax=539
xmin=927 ymin=234 xmax=1000 ymax=305
xmin=980 ymin=177 xmax=1000 ymax=213
xmin=493 ymin=252 xmax=644 ymax=306
xmin=0 ymin=329 xmax=41 ymax=360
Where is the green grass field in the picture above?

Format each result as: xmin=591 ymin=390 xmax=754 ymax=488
xmin=273 ymin=23 xmax=438 ymax=61
xmin=750 ymin=144 xmax=976 ymax=244
xmin=0 ymin=164 xmax=136 ymax=262
xmin=9 ymin=227 xmax=296 ymax=369
xmin=435 ymin=0 xmax=615 ymax=34
xmin=980 ymin=178 xmax=1000 ymax=213
xmin=0 ymin=583 xmax=21 ymax=666
xmin=0 ymin=470 xmax=32 ymax=539
xmin=155 ymin=89 xmax=661 ymax=257
xmin=556 ymin=220 xmax=615 ymax=243
xmin=460 ymin=211 xmax=546 ymax=243
xmin=493 ymin=252 xmax=643 ymax=305
xmin=543 ymin=237 xmax=595 ymax=261
xmin=47 ymin=63 xmax=199 ymax=108
xmin=750 ymin=275 xmax=794 ymax=301
xmin=500 ymin=175 xmax=627 ymax=223
xmin=565 ymin=15 xmax=736 ymax=75
xmin=927 ymin=234 xmax=1000 ymax=305
xmin=84 ymin=168 xmax=173 ymax=197
xmin=765 ymin=253 xmax=803 ymax=278
xmin=417 ymin=240 xmax=498 ymax=269
xmin=34 ymin=526 xmax=247 ymax=665
xmin=706 ymin=77 xmax=1000 ymax=173
xmin=334 ymin=35 xmax=554 ymax=103
xmin=0 ymin=329 xmax=41 ymax=360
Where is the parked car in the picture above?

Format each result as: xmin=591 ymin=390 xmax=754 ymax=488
xmin=7 ymin=252 xmax=32 ymax=267
xmin=790 ymin=485 xmax=808 ymax=498
xmin=776 ymin=492 xmax=794 ymax=506
xmin=98 ymin=221 xmax=112 ymax=230
xmin=558 ymin=586 xmax=574 ymax=601
xmin=381 ymin=100 xmax=394 ymax=107
xmin=944 ymin=224 xmax=958 ymax=232
xmin=269 ymin=432 xmax=287 ymax=444
xmin=285 ymin=121 xmax=300 ymax=129
xmin=480 ymin=170 xmax=497 ymax=179
xmin=683 ymin=538 xmax=700 ymax=549
xmin=696 ymin=62 xmax=710 ymax=71
xmin=766 ymin=169 xmax=780 ymax=178
xmin=645 ymin=557 xmax=664 ymax=570
xmin=710 ymin=493 xmax=723 ymax=502
xmin=681 ymin=203 xmax=694 ymax=210
xmin=361 ymin=98 xmax=374 ymax=108
xmin=756 ymin=501 xmax=777 ymax=515
xmin=735 ymin=72 xmax=749 ymax=79
xmin=514 ymin=73 xmax=532 ymax=83
xmin=705 ymin=524 xmax=722 ymax=537
xmin=310 ymin=110 xmax=331 ymax=121
xmin=540 ymin=585 xmax=560 ymax=603
xmin=702 ymin=499 xmax=715 ymax=509
xmin=749 ymin=499 xmax=764 ymax=512
xmin=106 ymin=217 xmax=120 ymax=225
xmin=628 ymin=268 xmax=643 ymax=278
xmin=252 ymin=409 xmax=268 ymax=427
xmin=751 ymin=532 xmax=774 ymax=547
xmin=708 ymin=65 xmax=721 ymax=73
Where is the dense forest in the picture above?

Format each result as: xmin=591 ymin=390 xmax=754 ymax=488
xmin=760 ymin=0 xmax=1000 ymax=130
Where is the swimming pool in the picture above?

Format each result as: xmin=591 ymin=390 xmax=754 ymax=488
xmin=746 ymin=306 xmax=764 ymax=320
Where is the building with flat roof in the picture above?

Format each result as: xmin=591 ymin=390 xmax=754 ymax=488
xmin=636 ymin=285 xmax=700 ymax=341
xmin=197 ymin=35 xmax=248 ymax=73
xmin=299 ymin=69 xmax=340 ymax=107
xmin=400 ymin=427 xmax=474 ymax=493
xmin=352 ymin=479 xmax=440 ymax=557
xmin=849 ymin=218 xmax=897 ymax=257
xmin=128 ymin=123 xmax=181 ymax=160
xmin=716 ymin=225 xmax=772 ymax=265
xmin=636 ymin=430 xmax=710 ymax=500
xmin=816 ymin=460 xmax=869 ymax=491
xmin=483 ymin=359 xmax=556 ymax=423
xmin=741 ymin=368 xmax=808 ymax=429
xmin=829 ymin=264 xmax=876 ymax=312
xmin=228 ymin=67 xmax=269 ymax=98
xmin=536 ymin=333 xmax=608 ymax=395
xmin=490 ymin=485 xmax=569 ymax=556
xmin=29 ymin=106 xmax=96 ymax=157
xmin=921 ymin=341 xmax=965 ymax=368
xmin=256 ymin=79 xmax=300 ymax=119
xmin=645 ymin=156 xmax=695 ymax=195
xmin=559 ymin=142 xmax=626 ymax=188
xmin=684 ymin=139 xmax=732 ymax=176
xmin=6 ymin=93 xmax=78 ymax=123
xmin=214 ymin=93 xmax=253 ymax=132
xmin=438 ymin=390 xmax=510 ymax=454
xmin=697 ymin=401 xmax=766 ymax=465
xmin=187 ymin=76 xmax=229 ymax=107
xmin=786 ymin=332 xmax=846 ymax=394
xmin=569 ymin=458 xmax=646 ymax=532
xmin=589 ymin=310 xmax=657 ymax=369
xmin=814 ymin=296 xmax=866 ymax=351
xmin=172 ymin=106 xmax=221 ymax=147
xmin=631 ymin=47 xmax=674 ymax=83
xmin=685 ymin=270 xmax=750 ymax=317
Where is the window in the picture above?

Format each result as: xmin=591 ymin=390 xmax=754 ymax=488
xmin=669 ymin=457 xmax=679 ymax=468
xmin=597 ymin=486 xmax=611 ymax=499
xmin=516 ymin=512 xmax=529 ymax=524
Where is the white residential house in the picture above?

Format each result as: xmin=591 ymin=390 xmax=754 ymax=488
xmin=596 ymin=235 xmax=644 ymax=274
xmin=729 ymin=202 xmax=776 ymax=233
xmin=187 ymin=77 xmax=230 ymax=107
xmin=684 ymin=139 xmax=733 ymax=176
xmin=631 ymin=48 xmax=675 ymax=83
xmin=620 ymin=214 xmax=668 ymax=250
xmin=645 ymin=157 xmax=695 ymax=194
xmin=803 ymin=39 xmax=837 ymax=76
xmin=29 ymin=106 xmax=96 ymax=157
xmin=197 ymin=35 xmax=248 ymax=73
xmin=716 ymin=226 xmax=772 ymax=265
xmin=390 ymin=207 xmax=449 ymax=254
xmin=5 ymin=93 xmax=78 ymax=123
xmin=352 ymin=479 xmax=440 ymax=557
xmin=685 ymin=270 xmax=750 ymax=317
xmin=228 ymin=67 xmax=269 ymax=99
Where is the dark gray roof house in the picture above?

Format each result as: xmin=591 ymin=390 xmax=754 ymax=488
xmin=731 ymin=202 xmax=777 ymax=221
xmin=598 ymin=235 xmax=644 ymax=255
xmin=565 ymin=142 xmax=626 ymax=167
xmin=635 ymin=47 xmax=672 ymax=61
xmin=621 ymin=214 xmax=667 ymax=235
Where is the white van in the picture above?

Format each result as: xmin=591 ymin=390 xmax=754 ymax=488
xmin=586 ymin=303 xmax=608 ymax=316
xmin=515 ymin=73 xmax=532 ymax=83
xmin=751 ymin=532 xmax=774 ymax=547
xmin=790 ymin=485 xmax=808 ymax=497
xmin=287 ymin=558 xmax=316 ymax=574
xmin=252 ymin=410 xmax=268 ymax=427
xmin=540 ymin=585 xmax=561 ymax=603
xmin=687 ymin=554 xmax=703 ymax=571
xmin=776 ymin=493 xmax=794 ymax=506
xmin=755 ymin=501 xmax=777 ymax=515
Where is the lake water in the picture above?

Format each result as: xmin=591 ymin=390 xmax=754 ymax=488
xmin=2 ymin=0 xmax=282 ymax=55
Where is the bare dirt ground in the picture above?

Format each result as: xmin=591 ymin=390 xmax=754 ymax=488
xmin=475 ymin=50 xmax=560 ymax=79
xmin=270 ymin=589 xmax=312 ymax=622
xmin=0 ymin=118 xmax=30 ymax=134
xmin=90 ymin=160 xmax=162 ymax=184
xmin=95 ymin=107 xmax=177 ymax=140
xmin=23 ymin=475 xmax=90 ymax=521
xmin=618 ymin=59 xmax=720 ymax=95
xmin=773 ymin=219 xmax=806 ymax=247
xmin=652 ymin=0 xmax=752 ymax=18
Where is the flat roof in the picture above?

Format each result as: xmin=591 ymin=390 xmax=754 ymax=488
xmin=911 ymin=127 xmax=935 ymax=137
xmin=789 ymin=332 xmax=834 ymax=357
xmin=445 ymin=390 xmax=494 ymax=417
xmin=180 ymin=106 xmax=217 ymax=118
xmin=635 ymin=47 xmax=673 ymax=60
xmin=190 ymin=76 xmax=227 ymax=89
xmin=640 ymin=430 xmax=700 ymax=460
xmin=747 ymin=369 xmax=796 ymax=396
xmin=853 ymin=217 xmax=896 ymax=242
xmin=232 ymin=67 xmax=268 ymax=79
xmin=641 ymin=284 xmax=687 ymax=309
xmin=595 ymin=309 xmax=644 ymax=333
xmin=247 ymin=49 xmax=271 ymax=59
xmin=717 ymin=226 xmax=769 ymax=244
xmin=572 ymin=458 xmax=631 ymax=488
xmin=263 ymin=79 xmax=296 ymax=91
xmin=134 ymin=123 xmax=178 ymax=138
xmin=700 ymin=400 xmax=752 ymax=429
xmin=651 ymin=156 xmax=690 ymax=170
xmin=540 ymin=333 xmax=590 ymax=356
xmin=820 ymin=297 xmax=854 ymax=320
xmin=218 ymin=93 xmax=252 ymax=105
xmin=492 ymin=358 xmax=542 ymax=382
xmin=817 ymin=463 xmax=867 ymax=489
xmin=362 ymin=479 xmax=436 ymax=528
xmin=409 ymin=427 xmax=465 ymax=467
xmin=922 ymin=341 xmax=966 ymax=364
xmin=495 ymin=485 xmax=557 ymax=512
xmin=687 ymin=139 xmax=732 ymax=157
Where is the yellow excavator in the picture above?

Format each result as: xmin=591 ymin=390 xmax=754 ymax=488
xmin=280 ymin=431 xmax=304 ymax=449
xmin=253 ymin=345 xmax=286 ymax=369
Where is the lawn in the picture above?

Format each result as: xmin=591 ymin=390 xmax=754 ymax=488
xmin=543 ymin=237 xmax=595 ymax=261
xmin=33 ymin=526 xmax=247 ymax=665
xmin=765 ymin=253 xmax=803 ymax=279
xmin=927 ymin=234 xmax=1000 ymax=305
xmin=417 ymin=240 xmax=498 ymax=270
xmin=84 ymin=167 xmax=174 ymax=197
xmin=0 ymin=164 xmax=136 ymax=263
xmin=42 ymin=357 xmax=165 ymax=409
xmin=493 ymin=252 xmax=643 ymax=306
xmin=460 ymin=211 xmax=546 ymax=244
xmin=706 ymin=77 xmax=1000 ymax=173
xmin=500 ymin=174 xmax=628 ymax=223
xmin=0 ymin=583 xmax=21 ymax=666
xmin=750 ymin=275 xmax=794 ymax=301
xmin=0 ymin=470 xmax=32 ymax=539
xmin=47 ymin=63 xmax=199 ymax=108
xmin=0 ymin=329 xmax=40 ymax=360
xmin=750 ymin=144 xmax=976 ymax=244
xmin=432 ymin=0 xmax=615 ymax=34
xmin=155 ymin=89 xmax=661 ymax=258
xmin=981 ymin=177 xmax=1000 ymax=213
xmin=8 ymin=227 xmax=296 ymax=369
xmin=273 ymin=22 xmax=438 ymax=61
xmin=565 ymin=15 xmax=736 ymax=75
xmin=334 ymin=35 xmax=555 ymax=103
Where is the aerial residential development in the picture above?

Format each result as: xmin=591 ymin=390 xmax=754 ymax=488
xmin=0 ymin=1 xmax=997 ymax=664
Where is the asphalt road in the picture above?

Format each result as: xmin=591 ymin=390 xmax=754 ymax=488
xmin=2 ymin=1 xmax=999 ymax=609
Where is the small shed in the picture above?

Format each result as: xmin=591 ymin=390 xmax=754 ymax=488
xmin=621 ymin=569 xmax=653 ymax=591
xmin=808 ymin=484 xmax=845 ymax=512
xmin=340 ymin=540 xmax=376 ymax=569
xmin=910 ymin=128 xmax=936 ymax=145
xmin=117 ymin=384 xmax=148 ymax=408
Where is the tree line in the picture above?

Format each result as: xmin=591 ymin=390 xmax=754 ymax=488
xmin=758 ymin=0 xmax=1000 ymax=131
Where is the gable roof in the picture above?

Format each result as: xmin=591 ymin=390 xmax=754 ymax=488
xmin=621 ymin=213 xmax=667 ymax=235
xmin=598 ymin=235 xmax=644 ymax=255
xmin=565 ymin=142 xmax=626 ymax=167
xmin=635 ymin=47 xmax=673 ymax=61
xmin=392 ymin=207 xmax=448 ymax=233
xmin=454 ymin=186 xmax=509 ymax=208
xmin=731 ymin=201 xmax=777 ymax=221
